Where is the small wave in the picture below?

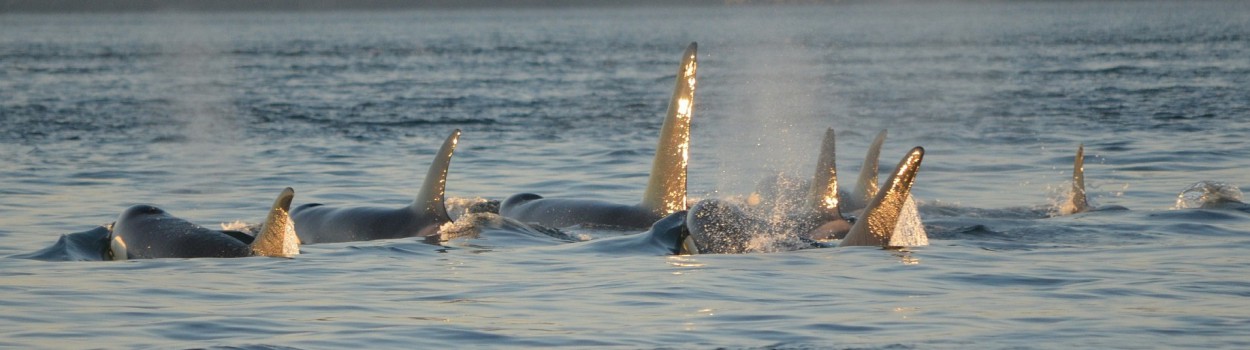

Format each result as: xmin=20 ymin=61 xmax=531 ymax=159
xmin=11 ymin=226 xmax=110 ymax=261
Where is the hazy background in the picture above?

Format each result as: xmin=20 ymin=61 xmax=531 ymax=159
xmin=0 ymin=0 xmax=806 ymax=13
xmin=4 ymin=1 xmax=1250 ymax=348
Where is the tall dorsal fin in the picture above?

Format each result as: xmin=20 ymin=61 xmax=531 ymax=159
xmin=641 ymin=42 xmax=697 ymax=216
xmin=808 ymin=128 xmax=843 ymax=220
xmin=1065 ymin=144 xmax=1090 ymax=214
xmin=849 ymin=129 xmax=887 ymax=211
xmin=412 ymin=129 xmax=460 ymax=222
xmin=251 ymin=187 xmax=300 ymax=257
xmin=840 ymin=147 xmax=924 ymax=247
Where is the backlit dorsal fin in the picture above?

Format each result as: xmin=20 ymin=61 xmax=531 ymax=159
xmin=1064 ymin=144 xmax=1090 ymax=215
xmin=888 ymin=194 xmax=929 ymax=247
xmin=641 ymin=42 xmax=697 ymax=216
xmin=841 ymin=147 xmax=924 ymax=247
xmin=251 ymin=187 xmax=300 ymax=257
xmin=808 ymin=128 xmax=843 ymax=220
xmin=849 ymin=129 xmax=887 ymax=211
xmin=413 ymin=129 xmax=460 ymax=223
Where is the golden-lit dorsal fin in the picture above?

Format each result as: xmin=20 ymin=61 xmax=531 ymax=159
xmin=251 ymin=187 xmax=300 ymax=257
xmin=642 ymin=42 xmax=697 ymax=216
xmin=1065 ymin=144 xmax=1090 ymax=214
xmin=808 ymin=128 xmax=843 ymax=220
xmin=841 ymin=147 xmax=924 ymax=247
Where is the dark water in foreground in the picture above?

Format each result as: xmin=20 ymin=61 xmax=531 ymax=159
xmin=3 ymin=1 xmax=1250 ymax=348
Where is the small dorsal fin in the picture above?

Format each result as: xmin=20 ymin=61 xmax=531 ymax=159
xmin=641 ymin=42 xmax=697 ymax=216
xmin=251 ymin=187 xmax=300 ymax=257
xmin=808 ymin=128 xmax=843 ymax=220
xmin=841 ymin=147 xmax=924 ymax=247
xmin=412 ymin=129 xmax=460 ymax=222
xmin=849 ymin=129 xmax=887 ymax=211
xmin=1065 ymin=144 xmax=1090 ymax=214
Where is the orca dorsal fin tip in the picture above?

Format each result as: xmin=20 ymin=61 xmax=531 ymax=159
xmin=251 ymin=187 xmax=300 ymax=258
xmin=274 ymin=187 xmax=294 ymax=211
xmin=840 ymin=146 xmax=924 ymax=248
xmin=809 ymin=127 xmax=843 ymax=220
xmin=642 ymin=43 xmax=697 ymax=216
xmin=415 ymin=130 xmax=460 ymax=222
xmin=1067 ymin=143 xmax=1090 ymax=214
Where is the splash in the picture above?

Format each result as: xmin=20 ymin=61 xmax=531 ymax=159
xmin=445 ymin=196 xmax=498 ymax=220
xmin=746 ymin=172 xmax=811 ymax=222
xmin=689 ymin=196 xmax=826 ymax=254
xmin=1048 ymin=181 xmax=1091 ymax=217
xmin=1048 ymin=182 xmax=1082 ymax=216
xmin=438 ymin=213 xmax=497 ymax=241
xmin=1174 ymin=181 xmax=1244 ymax=209
xmin=744 ymin=229 xmax=810 ymax=253
xmin=220 ymin=220 xmax=258 ymax=233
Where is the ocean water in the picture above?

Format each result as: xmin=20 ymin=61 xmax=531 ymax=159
xmin=3 ymin=1 xmax=1250 ymax=348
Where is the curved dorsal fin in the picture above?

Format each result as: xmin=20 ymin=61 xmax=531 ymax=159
xmin=840 ymin=147 xmax=924 ymax=247
xmin=413 ymin=129 xmax=460 ymax=222
xmin=1065 ymin=144 xmax=1090 ymax=214
xmin=808 ymin=128 xmax=843 ymax=220
xmin=849 ymin=129 xmax=887 ymax=211
xmin=641 ymin=42 xmax=697 ymax=216
xmin=251 ymin=187 xmax=300 ymax=257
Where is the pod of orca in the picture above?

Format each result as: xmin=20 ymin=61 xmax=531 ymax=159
xmin=21 ymin=42 xmax=1248 ymax=261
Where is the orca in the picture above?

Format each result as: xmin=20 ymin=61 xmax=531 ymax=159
xmin=838 ymin=147 xmax=926 ymax=247
xmin=291 ymin=129 xmax=459 ymax=244
xmin=16 ymin=225 xmax=113 ymax=261
xmin=801 ymin=128 xmax=854 ymax=240
xmin=846 ymin=129 xmax=888 ymax=212
xmin=1062 ymin=144 xmax=1091 ymax=215
xmin=741 ymin=128 xmax=919 ymax=243
xmin=827 ymin=129 xmax=927 ymax=247
xmin=499 ymin=42 xmax=698 ymax=230
xmin=746 ymin=129 xmax=885 ymax=220
xmin=539 ymin=143 xmax=927 ymax=256
xmin=737 ymin=128 xmax=852 ymax=241
xmin=106 ymin=187 xmax=299 ymax=260
xmin=1059 ymin=144 xmax=1127 ymax=215
xmin=437 ymin=211 xmax=581 ymax=248
xmin=541 ymin=211 xmax=695 ymax=256
xmin=682 ymin=145 xmax=928 ymax=253
xmin=683 ymin=199 xmax=765 ymax=254
xmin=595 ymin=211 xmax=695 ymax=255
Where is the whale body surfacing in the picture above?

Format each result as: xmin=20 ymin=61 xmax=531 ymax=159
xmin=107 ymin=187 xmax=299 ymax=260
xmin=291 ymin=129 xmax=460 ymax=244
xmin=500 ymin=42 xmax=698 ymax=230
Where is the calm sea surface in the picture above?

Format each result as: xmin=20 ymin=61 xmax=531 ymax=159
xmin=3 ymin=1 xmax=1250 ymax=348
